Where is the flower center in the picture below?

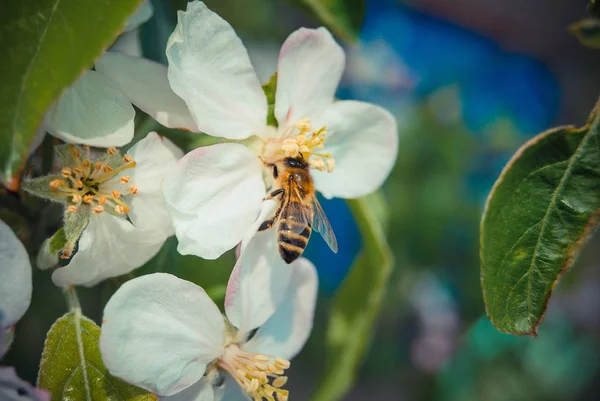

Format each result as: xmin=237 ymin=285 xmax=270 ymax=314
xmin=260 ymin=118 xmax=335 ymax=173
xmin=217 ymin=343 xmax=290 ymax=401
xmin=48 ymin=145 xmax=138 ymax=216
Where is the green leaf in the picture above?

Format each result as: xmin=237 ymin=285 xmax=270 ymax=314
xmin=481 ymin=99 xmax=600 ymax=335
xmin=296 ymin=0 xmax=365 ymax=43
xmin=312 ymin=192 xmax=394 ymax=401
xmin=262 ymin=73 xmax=278 ymax=127
xmin=569 ymin=18 xmax=600 ymax=49
xmin=0 ymin=0 xmax=144 ymax=184
xmin=38 ymin=311 xmax=156 ymax=401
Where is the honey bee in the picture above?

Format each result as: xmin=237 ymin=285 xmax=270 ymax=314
xmin=259 ymin=156 xmax=338 ymax=264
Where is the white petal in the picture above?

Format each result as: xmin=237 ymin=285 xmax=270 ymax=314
xmin=124 ymin=0 xmax=154 ymax=32
xmin=45 ymin=71 xmax=135 ymax=147
xmin=0 ymin=220 xmax=32 ymax=326
xmin=0 ymin=367 xmax=49 ymax=401
xmin=243 ymin=258 xmax=317 ymax=360
xmin=51 ymin=213 xmax=165 ymax=287
xmin=111 ymin=29 xmax=143 ymax=58
xmin=100 ymin=273 xmax=225 ymax=396
xmin=160 ymin=377 xmax=215 ymax=401
xmin=166 ymin=1 xmax=267 ymax=139
xmin=124 ymin=132 xmax=183 ymax=234
xmin=96 ymin=52 xmax=198 ymax=131
xmin=163 ymin=143 xmax=265 ymax=259
xmin=275 ymin=28 xmax=345 ymax=126
xmin=224 ymin=220 xmax=293 ymax=336
xmin=312 ymin=100 xmax=398 ymax=199
xmin=159 ymin=376 xmax=216 ymax=401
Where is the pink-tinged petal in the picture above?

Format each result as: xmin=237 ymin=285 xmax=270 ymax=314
xmin=159 ymin=377 xmax=215 ymax=401
xmin=100 ymin=273 xmax=225 ymax=396
xmin=166 ymin=1 xmax=267 ymax=139
xmin=0 ymin=220 xmax=32 ymax=326
xmin=225 ymin=216 xmax=293 ymax=336
xmin=51 ymin=213 xmax=165 ymax=288
xmin=45 ymin=71 xmax=135 ymax=147
xmin=163 ymin=143 xmax=265 ymax=259
xmin=96 ymin=52 xmax=198 ymax=131
xmin=124 ymin=132 xmax=183 ymax=235
xmin=275 ymin=27 xmax=345 ymax=127
xmin=312 ymin=100 xmax=398 ymax=199
xmin=0 ymin=367 xmax=50 ymax=401
xmin=243 ymin=258 xmax=318 ymax=360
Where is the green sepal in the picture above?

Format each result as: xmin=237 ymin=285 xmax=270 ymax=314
xmin=37 ymin=228 xmax=67 ymax=270
xmin=38 ymin=312 xmax=156 ymax=401
xmin=62 ymin=206 xmax=91 ymax=258
xmin=55 ymin=144 xmax=83 ymax=168
xmin=21 ymin=175 xmax=69 ymax=204
xmin=569 ymin=18 xmax=600 ymax=49
xmin=481 ymin=99 xmax=600 ymax=335
xmin=262 ymin=73 xmax=278 ymax=127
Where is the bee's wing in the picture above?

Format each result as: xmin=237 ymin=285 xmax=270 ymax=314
xmin=310 ymin=195 xmax=339 ymax=253
xmin=285 ymin=183 xmax=313 ymax=234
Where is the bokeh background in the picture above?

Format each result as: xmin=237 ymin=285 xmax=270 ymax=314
xmin=4 ymin=0 xmax=600 ymax=400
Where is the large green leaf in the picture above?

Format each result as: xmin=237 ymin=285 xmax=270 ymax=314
xmin=38 ymin=311 xmax=156 ymax=401
xmin=569 ymin=18 xmax=600 ymax=49
xmin=481 ymin=100 xmax=600 ymax=335
xmin=312 ymin=192 xmax=393 ymax=401
xmin=296 ymin=0 xmax=365 ymax=43
xmin=0 ymin=0 xmax=143 ymax=185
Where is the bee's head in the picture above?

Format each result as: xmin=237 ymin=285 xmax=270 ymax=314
xmin=283 ymin=156 xmax=309 ymax=169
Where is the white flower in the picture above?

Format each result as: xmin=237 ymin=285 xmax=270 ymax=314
xmin=0 ymin=220 xmax=32 ymax=327
xmin=52 ymin=132 xmax=183 ymax=287
xmin=158 ymin=1 xmax=398 ymax=259
xmin=24 ymin=133 xmax=182 ymax=287
xmin=42 ymin=1 xmax=198 ymax=148
xmin=100 ymin=237 xmax=318 ymax=401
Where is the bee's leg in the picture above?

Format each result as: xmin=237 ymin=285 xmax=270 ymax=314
xmin=264 ymin=188 xmax=284 ymax=200
xmin=258 ymin=156 xmax=278 ymax=178
xmin=258 ymin=200 xmax=284 ymax=232
xmin=258 ymin=218 xmax=275 ymax=231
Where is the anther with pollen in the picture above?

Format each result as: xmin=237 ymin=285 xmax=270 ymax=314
xmin=46 ymin=144 xmax=139 ymax=217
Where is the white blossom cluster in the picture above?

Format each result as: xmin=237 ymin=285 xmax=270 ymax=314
xmin=0 ymin=1 xmax=397 ymax=400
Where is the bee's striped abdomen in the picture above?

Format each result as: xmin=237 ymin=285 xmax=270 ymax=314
xmin=277 ymin=201 xmax=313 ymax=264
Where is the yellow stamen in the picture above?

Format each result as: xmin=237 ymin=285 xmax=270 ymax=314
xmin=123 ymin=154 xmax=133 ymax=163
xmin=83 ymin=195 xmax=94 ymax=203
xmin=71 ymin=194 xmax=82 ymax=203
xmin=120 ymin=176 xmax=130 ymax=184
xmin=261 ymin=118 xmax=335 ymax=173
xmin=98 ymin=196 xmax=107 ymax=205
xmin=103 ymin=166 xmax=113 ymax=173
xmin=61 ymin=168 xmax=72 ymax=177
xmin=93 ymin=205 xmax=104 ymax=214
xmin=107 ymin=147 xmax=117 ymax=155
xmin=66 ymin=205 xmax=78 ymax=213
xmin=49 ymin=179 xmax=63 ymax=191
xmin=129 ymin=185 xmax=139 ymax=195
xmin=112 ymin=190 xmax=121 ymax=198
xmin=218 ymin=344 xmax=290 ymax=401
